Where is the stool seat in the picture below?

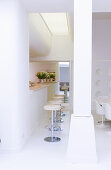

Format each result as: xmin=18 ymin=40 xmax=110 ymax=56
xmin=56 ymin=94 xmax=66 ymax=97
xmin=61 ymin=103 xmax=70 ymax=112
xmin=61 ymin=103 xmax=70 ymax=107
xmin=52 ymin=99 xmax=63 ymax=102
xmin=48 ymin=100 xmax=63 ymax=105
xmin=61 ymin=107 xmax=70 ymax=112
xmin=61 ymin=86 xmax=69 ymax=90
xmin=44 ymin=104 xmax=61 ymax=111
xmin=53 ymin=96 xmax=64 ymax=100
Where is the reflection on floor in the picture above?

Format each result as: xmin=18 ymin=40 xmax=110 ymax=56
xmin=0 ymin=111 xmax=111 ymax=170
xmin=0 ymin=111 xmax=71 ymax=170
xmin=93 ymin=111 xmax=111 ymax=170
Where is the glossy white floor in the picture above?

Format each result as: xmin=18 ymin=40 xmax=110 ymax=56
xmin=0 ymin=110 xmax=111 ymax=170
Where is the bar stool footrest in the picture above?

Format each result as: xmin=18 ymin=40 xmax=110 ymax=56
xmin=49 ymin=127 xmax=63 ymax=131
xmin=56 ymin=119 xmax=64 ymax=123
xmin=61 ymin=113 xmax=66 ymax=117
xmin=44 ymin=137 xmax=61 ymax=142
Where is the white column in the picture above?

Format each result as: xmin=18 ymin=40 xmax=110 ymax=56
xmin=67 ymin=0 xmax=97 ymax=163
xmin=0 ymin=0 xmax=29 ymax=151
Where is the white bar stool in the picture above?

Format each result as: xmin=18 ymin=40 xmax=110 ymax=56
xmin=52 ymin=96 xmax=64 ymax=102
xmin=44 ymin=104 xmax=61 ymax=142
xmin=59 ymin=102 xmax=69 ymax=117
xmin=55 ymin=94 xmax=66 ymax=102
xmin=61 ymin=103 xmax=70 ymax=114
xmin=61 ymin=86 xmax=69 ymax=102
xmin=48 ymin=100 xmax=63 ymax=131
xmin=48 ymin=100 xmax=64 ymax=123
xmin=55 ymin=94 xmax=66 ymax=97
xmin=52 ymin=96 xmax=65 ymax=119
xmin=95 ymin=100 xmax=105 ymax=128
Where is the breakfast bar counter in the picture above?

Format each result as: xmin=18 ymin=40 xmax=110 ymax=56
xmin=29 ymin=81 xmax=59 ymax=129
xmin=29 ymin=81 xmax=59 ymax=91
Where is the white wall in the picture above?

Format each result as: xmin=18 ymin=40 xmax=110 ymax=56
xmin=93 ymin=18 xmax=111 ymax=61
xmin=92 ymin=61 xmax=111 ymax=108
xmin=47 ymin=82 xmax=59 ymax=100
xmin=29 ymin=62 xmax=59 ymax=83
xmin=93 ymin=0 xmax=111 ymax=12
xmin=69 ymin=60 xmax=74 ymax=113
xmin=0 ymin=0 xmax=29 ymax=151
xmin=67 ymin=13 xmax=74 ymax=42
xmin=29 ymin=14 xmax=52 ymax=57
xmin=30 ymin=35 xmax=73 ymax=62
xmin=92 ymin=17 xmax=111 ymax=109
xmin=29 ymin=88 xmax=47 ymax=130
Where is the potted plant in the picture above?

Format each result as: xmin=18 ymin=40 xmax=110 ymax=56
xmin=49 ymin=73 xmax=55 ymax=82
xmin=46 ymin=73 xmax=50 ymax=82
xmin=29 ymin=81 xmax=33 ymax=87
xmin=36 ymin=72 xmax=47 ymax=83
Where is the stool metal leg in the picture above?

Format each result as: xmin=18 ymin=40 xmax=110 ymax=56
xmin=49 ymin=111 xmax=62 ymax=131
xmin=53 ymin=111 xmax=62 ymax=131
xmin=56 ymin=109 xmax=64 ymax=123
xmin=51 ymin=110 xmax=54 ymax=139
xmin=64 ymin=90 xmax=67 ymax=103
xmin=64 ymin=90 xmax=69 ymax=103
xmin=61 ymin=111 xmax=66 ymax=117
xmin=44 ymin=110 xmax=61 ymax=142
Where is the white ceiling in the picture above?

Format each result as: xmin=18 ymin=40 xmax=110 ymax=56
xmin=21 ymin=0 xmax=73 ymax=12
xmin=21 ymin=0 xmax=111 ymax=45
xmin=93 ymin=0 xmax=111 ymax=12
xmin=21 ymin=0 xmax=111 ymax=13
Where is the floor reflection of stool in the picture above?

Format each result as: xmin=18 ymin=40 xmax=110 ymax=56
xmin=44 ymin=104 xmax=61 ymax=142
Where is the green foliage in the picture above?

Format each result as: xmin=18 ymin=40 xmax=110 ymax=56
xmin=36 ymin=72 xmax=55 ymax=80
xmin=49 ymin=73 xmax=55 ymax=79
xmin=36 ymin=72 xmax=47 ymax=79
xmin=29 ymin=81 xmax=32 ymax=84
xmin=46 ymin=73 xmax=50 ymax=79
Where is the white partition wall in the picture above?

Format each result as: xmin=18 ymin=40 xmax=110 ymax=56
xmin=67 ymin=0 xmax=97 ymax=163
xmin=92 ymin=60 xmax=111 ymax=109
xmin=0 ymin=0 xmax=29 ymax=151
xmin=92 ymin=16 xmax=111 ymax=110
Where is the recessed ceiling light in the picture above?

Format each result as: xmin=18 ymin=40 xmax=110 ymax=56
xmin=41 ymin=13 xmax=68 ymax=35
xmin=59 ymin=62 xmax=69 ymax=67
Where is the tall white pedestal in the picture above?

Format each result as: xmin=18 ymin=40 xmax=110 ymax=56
xmin=67 ymin=115 xmax=97 ymax=164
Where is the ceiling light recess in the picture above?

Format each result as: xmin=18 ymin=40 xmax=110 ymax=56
xmin=41 ymin=13 xmax=69 ymax=35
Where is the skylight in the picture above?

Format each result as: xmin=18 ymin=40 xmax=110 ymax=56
xmin=41 ymin=13 xmax=68 ymax=35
